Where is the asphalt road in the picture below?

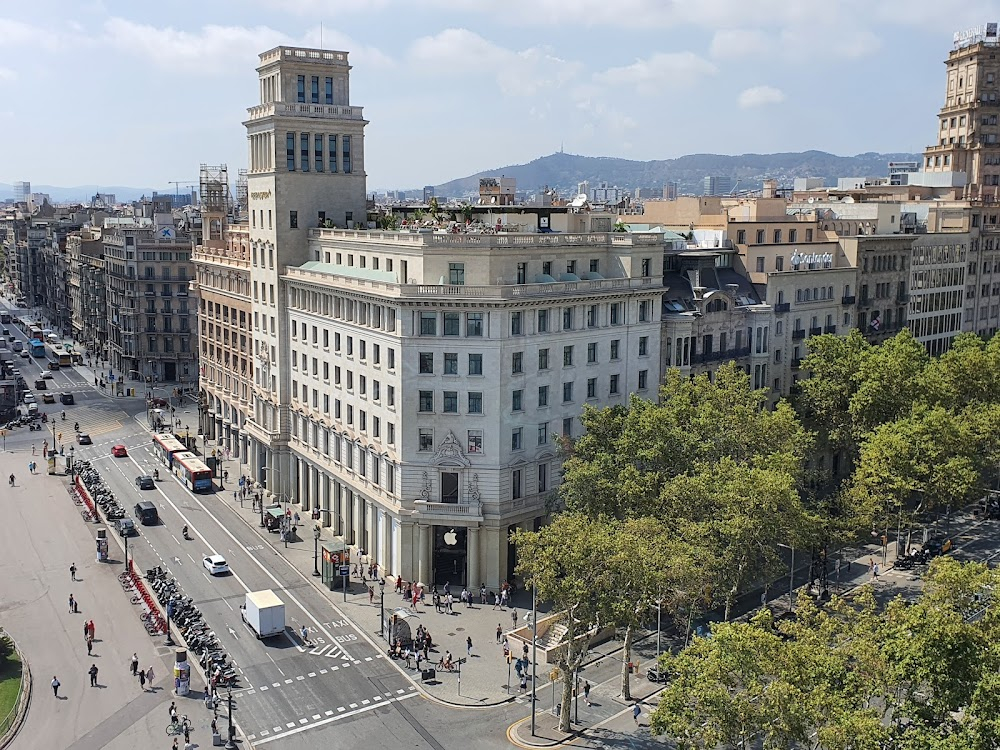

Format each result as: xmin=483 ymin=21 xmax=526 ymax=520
xmin=76 ymin=435 xmax=470 ymax=749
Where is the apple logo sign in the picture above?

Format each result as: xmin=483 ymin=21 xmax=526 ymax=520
xmin=443 ymin=528 xmax=458 ymax=546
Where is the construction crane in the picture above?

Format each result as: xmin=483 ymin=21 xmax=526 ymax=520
xmin=166 ymin=180 xmax=197 ymax=204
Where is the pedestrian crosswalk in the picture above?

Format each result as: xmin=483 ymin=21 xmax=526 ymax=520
xmin=66 ymin=406 xmax=123 ymax=437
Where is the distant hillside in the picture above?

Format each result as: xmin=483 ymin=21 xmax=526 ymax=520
xmin=434 ymin=150 xmax=922 ymax=198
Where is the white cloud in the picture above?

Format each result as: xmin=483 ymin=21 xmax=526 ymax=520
xmin=593 ymin=52 xmax=716 ymax=94
xmin=409 ymin=29 xmax=580 ymax=96
xmin=738 ymin=85 xmax=786 ymax=108
xmin=0 ymin=68 xmax=16 ymax=83
xmin=101 ymin=18 xmax=287 ymax=73
xmin=709 ymin=29 xmax=770 ymax=59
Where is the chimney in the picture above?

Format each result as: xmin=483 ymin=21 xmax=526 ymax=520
xmin=762 ymin=179 xmax=778 ymax=199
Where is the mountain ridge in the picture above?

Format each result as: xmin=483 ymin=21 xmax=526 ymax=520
xmin=433 ymin=150 xmax=922 ymax=198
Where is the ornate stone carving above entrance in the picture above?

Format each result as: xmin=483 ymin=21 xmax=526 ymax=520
xmin=432 ymin=430 xmax=470 ymax=466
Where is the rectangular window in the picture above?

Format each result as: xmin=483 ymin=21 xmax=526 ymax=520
xmin=538 ymin=463 xmax=548 ymax=493
xmin=467 ymin=430 xmax=483 ymax=454
xmin=587 ymin=377 xmax=597 ymax=398
xmin=443 ymin=391 xmax=458 ymax=413
xmin=418 ymin=428 xmax=433 ymax=452
xmin=466 ymin=312 xmax=483 ymax=336
xmin=587 ymin=342 xmax=597 ymax=363
xmin=638 ymin=370 xmax=648 ymax=389
xmin=755 ymin=256 xmax=765 ymax=272
xmin=325 ymin=76 xmax=333 ymax=104
xmin=563 ymin=382 xmax=574 ymax=402
xmin=640 ymin=258 xmax=650 ymax=276
xmin=563 ymin=345 xmax=574 ymax=367
xmin=300 ymin=133 xmax=310 ymax=171
xmin=610 ymin=303 xmax=622 ymax=325
xmin=289 ymin=210 xmax=298 ymax=229
xmin=419 ymin=312 xmax=437 ymax=335
xmin=511 ymin=311 xmax=523 ymax=336
xmin=512 ymin=389 xmax=523 ymax=411
xmin=468 ymin=392 xmax=483 ymax=413
xmin=388 ymin=423 xmax=395 ymax=446
xmin=587 ymin=305 xmax=598 ymax=328
xmin=286 ymin=132 xmax=296 ymax=170
xmin=512 ymin=352 xmax=523 ymax=374
xmin=419 ymin=352 xmax=434 ymax=374
xmin=538 ymin=348 xmax=549 ymax=370
xmin=314 ymin=134 xmax=324 ymax=172
xmin=562 ymin=417 xmax=573 ymax=437
xmin=537 ymin=309 xmax=548 ymax=332
xmin=538 ymin=385 xmax=549 ymax=407
xmin=388 ymin=385 xmax=395 ymax=406
xmin=639 ymin=336 xmax=648 ymax=356
xmin=517 ymin=262 xmax=527 ymax=284
xmin=537 ymin=422 xmax=548 ymax=445
xmin=512 ymin=470 xmax=522 ymax=500
xmin=309 ymin=75 xmax=319 ymax=103
xmin=469 ymin=354 xmax=483 ymax=375
xmin=610 ymin=374 xmax=620 ymax=394
xmin=610 ymin=339 xmax=620 ymax=360
xmin=418 ymin=391 xmax=433 ymax=412
xmin=342 ymin=135 xmax=352 ymax=173
xmin=444 ymin=352 xmax=458 ymax=375
xmin=328 ymin=135 xmax=337 ymax=173
xmin=562 ymin=307 xmax=574 ymax=330
xmin=296 ymin=75 xmax=305 ymax=102
xmin=448 ymin=263 xmax=465 ymax=285
xmin=511 ymin=427 xmax=523 ymax=451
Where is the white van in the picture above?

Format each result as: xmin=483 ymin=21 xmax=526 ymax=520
xmin=11 ymin=340 xmax=22 ymax=352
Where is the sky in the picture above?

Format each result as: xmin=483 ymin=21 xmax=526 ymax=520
xmin=1 ymin=0 xmax=999 ymax=191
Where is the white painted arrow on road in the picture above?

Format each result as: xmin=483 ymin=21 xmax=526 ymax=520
xmin=227 ymin=626 xmax=239 ymax=640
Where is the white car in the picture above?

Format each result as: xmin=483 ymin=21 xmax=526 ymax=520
xmin=22 ymin=393 xmax=35 ymax=404
xmin=41 ymin=372 xmax=54 ymax=379
xmin=18 ymin=350 xmax=28 ymax=358
xmin=203 ymin=555 xmax=230 ymax=575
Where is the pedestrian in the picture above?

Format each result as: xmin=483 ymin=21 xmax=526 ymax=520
xmin=172 ymin=738 xmax=179 ymax=750
xmin=69 ymin=593 xmax=76 ymax=613
xmin=31 ymin=445 xmax=36 ymax=456
xmin=368 ymin=586 xmax=374 ymax=605
xmin=492 ymin=592 xmax=502 ymax=611
xmin=70 ymin=563 xmax=77 ymax=582
xmin=443 ymin=581 xmax=451 ymax=597
xmin=86 ymin=635 xmax=93 ymax=655
xmin=868 ymin=557 xmax=874 ymax=575
xmin=8 ymin=474 xmax=13 ymax=487
xmin=503 ymin=640 xmax=510 ymax=659
xmin=146 ymin=666 xmax=154 ymax=689
xmin=51 ymin=676 xmax=60 ymax=697
xmin=138 ymin=668 xmax=146 ymax=691
xmin=301 ymin=625 xmax=309 ymax=644
xmin=88 ymin=620 xmax=95 ymax=640
xmin=519 ymin=672 xmax=527 ymax=692
xmin=496 ymin=623 xmax=502 ymax=644
xmin=184 ymin=722 xmax=190 ymax=745
xmin=511 ymin=608 xmax=518 ymax=629
xmin=89 ymin=663 xmax=98 ymax=687
xmin=873 ymin=562 xmax=880 ymax=579
xmin=130 ymin=653 xmax=139 ymax=675
xmin=500 ymin=588 xmax=508 ymax=610
xmin=633 ymin=702 xmax=641 ymax=726
xmin=466 ymin=636 xmax=473 ymax=657
xmin=584 ymin=680 xmax=592 ymax=706
xmin=169 ymin=701 xmax=177 ymax=722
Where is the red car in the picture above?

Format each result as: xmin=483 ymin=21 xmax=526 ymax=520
xmin=111 ymin=444 xmax=128 ymax=457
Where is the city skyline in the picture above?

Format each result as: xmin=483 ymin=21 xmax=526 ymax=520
xmin=0 ymin=0 xmax=997 ymax=189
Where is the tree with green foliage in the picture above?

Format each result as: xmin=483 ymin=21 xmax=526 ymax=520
xmin=512 ymin=514 xmax=617 ymax=732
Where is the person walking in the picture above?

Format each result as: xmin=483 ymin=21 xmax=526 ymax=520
xmin=466 ymin=636 xmax=473 ymax=657
xmin=68 ymin=594 xmax=76 ymax=613
xmin=70 ymin=563 xmax=77 ymax=581
xmin=511 ymin=608 xmax=518 ymax=629
xmin=51 ymin=676 xmax=60 ymax=697
xmin=873 ymin=561 xmax=880 ymax=579
xmin=8 ymin=473 xmax=14 ymax=486
xmin=584 ymin=680 xmax=592 ymax=706
xmin=86 ymin=635 xmax=93 ymax=656
xmin=130 ymin=653 xmax=139 ymax=676
xmin=87 ymin=620 xmax=95 ymax=640
xmin=146 ymin=666 xmax=154 ymax=690
xmin=138 ymin=667 xmax=146 ymax=691
xmin=88 ymin=663 xmax=98 ymax=687
xmin=496 ymin=623 xmax=502 ymax=644
xmin=633 ymin=702 xmax=641 ymax=726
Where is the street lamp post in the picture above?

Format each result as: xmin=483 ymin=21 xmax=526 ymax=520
xmin=68 ymin=446 xmax=74 ymax=478
xmin=224 ymin=687 xmax=237 ymax=750
xmin=778 ymin=543 xmax=795 ymax=612
xmin=530 ymin=580 xmax=538 ymax=736
xmin=164 ymin=600 xmax=175 ymax=647
xmin=379 ymin=578 xmax=386 ymax=639
xmin=124 ymin=531 xmax=129 ymax=572
xmin=312 ymin=524 xmax=321 ymax=577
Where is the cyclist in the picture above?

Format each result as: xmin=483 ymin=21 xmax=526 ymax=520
xmin=62 ymin=411 xmax=66 ymax=420
xmin=74 ymin=422 xmax=79 ymax=432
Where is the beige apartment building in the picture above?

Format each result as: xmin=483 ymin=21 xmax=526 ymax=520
xmin=923 ymin=26 xmax=1000 ymax=197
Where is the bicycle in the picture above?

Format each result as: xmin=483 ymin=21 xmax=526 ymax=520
xmin=165 ymin=715 xmax=191 ymax=736
xmin=81 ymin=509 xmax=94 ymax=522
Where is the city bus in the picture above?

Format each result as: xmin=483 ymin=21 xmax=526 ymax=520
xmin=28 ymin=339 xmax=45 ymax=357
xmin=0 ymin=313 xmax=10 ymax=324
xmin=46 ymin=343 xmax=72 ymax=367
xmin=172 ymin=451 xmax=213 ymax=492
xmin=28 ymin=326 xmax=42 ymax=341
xmin=151 ymin=433 xmax=187 ymax=468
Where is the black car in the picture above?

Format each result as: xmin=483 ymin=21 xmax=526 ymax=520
xmin=60 ymin=392 xmax=74 ymax=404
xmin=76 ymin=433 xmax=92 ymax=445
xmin=135 ymin=475 xmax=155 ymax=490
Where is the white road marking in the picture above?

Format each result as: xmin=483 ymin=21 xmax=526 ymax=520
xmin=252 ymin=693 xmax=418 ymax=746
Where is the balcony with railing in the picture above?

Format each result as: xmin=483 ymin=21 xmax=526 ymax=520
xmin=824 ymin=325 xmax=837 ymax=334
xmin=841 ymin=295 xmax=856 ymax=305
xmin=774 ymin=302 xmax=790 ymax=313
xmin=809 ymin=327 xmax=823 ymax=336
xmin=791 ymin=358 xmax=803 ymax=369
xmin=792 ymin=329 xmax=806 ymax=340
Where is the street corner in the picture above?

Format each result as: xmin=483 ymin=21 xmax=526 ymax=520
xmin=507 ymin=715 xmax=573 ymax=749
